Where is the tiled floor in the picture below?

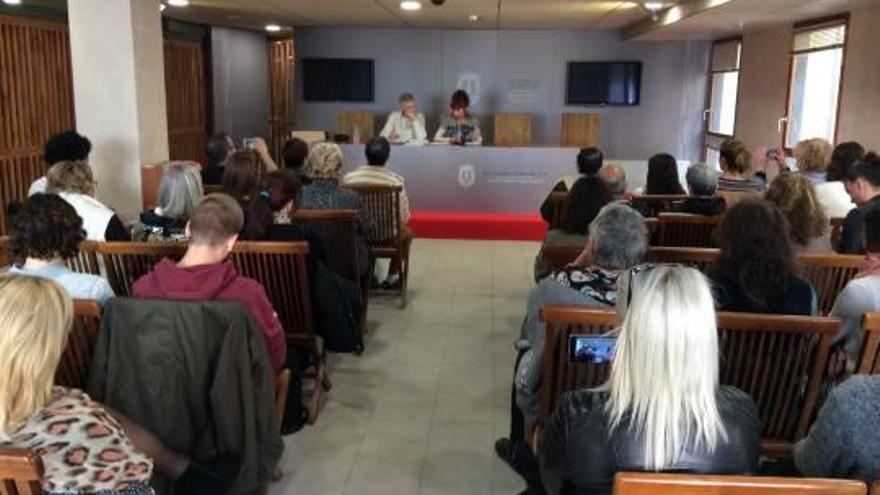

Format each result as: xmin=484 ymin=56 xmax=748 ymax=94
xmin=269 ymin=239 xmax=538 ymax=495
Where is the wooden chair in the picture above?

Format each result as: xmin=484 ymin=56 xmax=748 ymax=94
xmin=858 ymin=313 xmax=880 ymax=374
xmin=540 ymin=245 xmax=584 ymax=275
xmin=613 ymin=472 xmax=867 ymax=495
xmin=561 ymin=113 xmax=600 ymax=148
xmin=831 ymin=217 xmax=846 ymax=251
xmin=798 ymin=252 xmax=863 ymax=315
xmin=345 ymin=184 xmax=412 ymax=308
xmin=546 ymin=191 xmax=569 ymax=230
xmin=97 ymin=242 xmax=186 ymax=297
xmin=644 ymin=246 xmax=719 ymax=272
xmin=0 ymin=237 xmax=100 ymax=275
xmin=0 ymin=448 xmax=44 ymax=495
xmin=494 ymin=113 xmax=532 ymax=147
xmin=294 ymin=209 xmax=368 ymax=350
xmin=871 ymin=481 xmax=880 ymax=495
xmin=338 ymin=110 xmax=375 ymax=141
xmin=54 ymin=300 xmax=102 ymax=390
xmin=538 ymin=305 xmax=839 ymax=457
xmin=655 ymin=213 xmax=722 ymax=248
xmin=204 ymin=184 xmax=225 ymax=195
xmin=630 ymin=194 xmax=688 ymax=214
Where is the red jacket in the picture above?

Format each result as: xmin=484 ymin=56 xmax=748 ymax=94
xmin=132 ymin=258 xmax=286 ymax=372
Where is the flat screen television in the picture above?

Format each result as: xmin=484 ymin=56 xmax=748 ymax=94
xmin=566 ymin=61 xmax=642 ymax=106
xmin=303 ymin=58 xmax=374 ymax=102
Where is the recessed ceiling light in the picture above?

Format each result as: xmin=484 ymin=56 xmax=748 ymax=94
xmin=159 ymin=3 xmax=166 ymax=12
xmin=167 ymin=0 xmax=189 ymax=6
xmin=644 ymin=1 xmax=663 ymax=10
xmin=468 ymin=14 xmax=481 ymax=22
xmin=400 ymin=1 xmax=422 ymax=11
xmin=2 ymin=0 xmax=23 ymax=5
xmin=265 ymin=24 xmax=282 ymax=32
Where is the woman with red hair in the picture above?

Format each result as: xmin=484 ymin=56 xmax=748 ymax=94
xmin=433 ymin=89 xmax=482 ymax=145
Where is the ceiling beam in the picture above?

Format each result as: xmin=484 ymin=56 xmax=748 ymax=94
xmin=623 ymin=0 xmax=737 ymax=40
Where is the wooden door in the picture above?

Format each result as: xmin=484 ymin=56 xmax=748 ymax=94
xmin=268 ymin=38 xmax=295 ymax=161
xmin=163 ymin=39 xmax=208 ymax=164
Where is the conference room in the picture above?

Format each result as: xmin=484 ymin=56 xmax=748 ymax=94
xmin=2 ymin=0 xmax=880 ymax=494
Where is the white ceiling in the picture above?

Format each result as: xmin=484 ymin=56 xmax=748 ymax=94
xmin=163 ymin=0 xmax=671 ymax=31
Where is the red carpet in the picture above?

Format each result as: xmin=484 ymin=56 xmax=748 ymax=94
xmin=409 ymin=211 xmax=547 ymax=241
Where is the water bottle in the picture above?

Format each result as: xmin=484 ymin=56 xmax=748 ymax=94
xmin=352 ymin=124 xmax=362 ymax=144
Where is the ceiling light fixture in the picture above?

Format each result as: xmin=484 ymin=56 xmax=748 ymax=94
xmin=167 ymin=0 xmax=189 ymax=7
xmin=265 ymin=24 xmax=282 ymax=32
xmin=643 ymin=1 xmax=663 ymax=10
xmin=468 ymin=14 xmax=481 ymax=22
xmin=400 ymin=1 xmax=422 ymax=11
xmin=2 ymin=0 xmax=23 ymax=5
xmin=159 ymin=3 xmax=166 ymax=12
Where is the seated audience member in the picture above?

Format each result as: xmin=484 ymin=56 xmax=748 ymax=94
xmin=282 ymin=137 xmax=312 ymax=185
xmin=0 ymin=275 xmax=238 ymax=494
xmin=710 ymin=199 xmax=817 ymax=315
xmin=380 ymin=92 xmax=428 ymax=144
xmin=133 ymin=161 xmax=203 ymax=242
xmin=29 ymin=131 xmax=92 ymax=196
xmin=202 ymin=132 xmax=235 ymax=186
xmin=496 ymin=204 xmax=648 ymax=483
xmin=241 ymin=170 xmax=326 ymax=263
xmin=819 ymin=141 xmax=863 ymax=218
xmin=7 ymin=194 xmax=114 ymax=303
xmin=302 ymin=142 xmax=373 ymax=275
xmin=830 ymin=207 xmax=880 ymax=369
xmin=716 ymin=139 xmax=764 ymax=207
xmin=794 ymin=138 xmax=833 ymax=185
xmin=794 ymin=374 xmax=880 ymax=484
xmin=840 ymin=153 xmax=880 ymax=253
xmin=643 ymin=153 xmax=685 ymax=195
xmin=675 ymin=162 xmax=725 ymax=215
xmin=540 ymin=147 xmax=605 ymax=223
xmin=766 ymin=173 xmax=831 ymax=252
xmin=598 ymin=163 xmax=629 ymax=200
xmin=343 ymin=137 xmax=411 ymax=226
xmin=45 ymin=160 xmax=131 ymax=241
xmin=534 ymin=176 xmax=613 ymax=282
xmin=433 ymin=90 xmax=482 ymax=145
xmin=132 ymin=194 xmax=286 ymax=372
xmin=222 ymin=150 xmax=264 ymax=213
xmin=540 ymin=266 xmax=761 ymax=494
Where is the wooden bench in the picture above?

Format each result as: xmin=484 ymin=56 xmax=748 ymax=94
xmin=613 ymin=472 xmax=867 ymax=495
xmin=55 ymin=300 xmax=102 ymax=391
xmin=0 ymin=448 xmax=44 ymax=495
xmin=539 ymin=305 xmax=839 ymax=457
xmin=655 ymin=212 xmax=722 ymax=248
xmin=859 ymin=313 xmax=880 ymax=374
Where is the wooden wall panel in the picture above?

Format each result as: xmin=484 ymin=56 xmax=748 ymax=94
xmin=163 ymin=39 xmax=207 ymax=165
xmin=268 ymin=38 xmax=295 ymax=161
xmin=0 ymin=14 xmax=74 ymax=234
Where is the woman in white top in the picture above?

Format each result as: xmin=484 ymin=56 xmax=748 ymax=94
xmin=45 ymin=160 xmax=131 ymax=241
xmin=380 ymin=92 xmax=427 ymax=145
xmin=819 ymin=141 xmax=864 ymax=219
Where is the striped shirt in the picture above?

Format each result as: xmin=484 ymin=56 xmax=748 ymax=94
xmin=343 ymin=165 xmax=411 ymax=224
xmin=717 ymin=176 xmax=766 ymax=192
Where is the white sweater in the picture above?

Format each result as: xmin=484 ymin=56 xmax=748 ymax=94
xmin=816 ymin=181 xmax=856 ymax=219
xmin=58 ymin=192 xmax=115 ymax=241
xmin=380 ymin=111 xmax=427 ymax=144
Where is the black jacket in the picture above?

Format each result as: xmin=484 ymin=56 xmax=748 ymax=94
xmin=840 ymin=194 xmax=880 ymax=253
xmin=88 ymin=299 xmax=284 ymax=494
xmin=539 ymin=387 xmax=761 ymax=495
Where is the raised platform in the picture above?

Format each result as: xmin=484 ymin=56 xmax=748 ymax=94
xmin=409 ymin=211 xmax=547 ymax=241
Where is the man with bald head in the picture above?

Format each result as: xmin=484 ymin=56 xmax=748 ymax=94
xmin=598 ymin=164 xmax=629 ymax=200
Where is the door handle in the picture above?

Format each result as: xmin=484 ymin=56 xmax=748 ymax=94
xmin=777 ymin=117 xmax=788 ymax=134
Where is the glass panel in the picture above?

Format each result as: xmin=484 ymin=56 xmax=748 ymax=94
xmin=708 ymin=72 xmax=738 ymax=135
xmin=785 ymin=47 xmax=843 ymax=148
xmin=706 ymin=147 xmax=721 ymax=171
xmin=711 ymin=40 xmax=741 ymax=72
xmin=793 ymin=24 xmax=845 ymax=52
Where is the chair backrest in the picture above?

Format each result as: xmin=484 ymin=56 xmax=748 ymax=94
xmin=540 ymin=245 xmax=584 ymax=275
xmin=539 ymin=305 xmax=839 ymax=455
xmin=227 ymin=241 xmax=314 ymax=344
xmin=546 ymin=191 xmax=569 ymax=230
xmin=97 ymin=242 xmax=187 ymax=297
xmin=859 ymin=313 xmax=880 ymax=374
xmin=613 ymin=472 xmax=867 ymax=495
xmin=0 ymin=237 xmax=100 ymax=275
xmin=338 ymin=110 xmax=374 ymax=140
xmin=0 ymin=448 xmax=44 ymax=495
xmin=561 ymin=113 xmax=600 ymax=148
xmin=631 ymin=194 xmax=688 ymax=214
xmin=345 ymin=185 xmax=402 ymax=245
xmin=539 ymin=306 xmax=618 ymax=422
xmin=204 ymin=184 xmax=224 ymax=196
xmin=830 ymin=217 xmax=846 ymax=252
xmin=798 ymin=252 xmax=863 ymax=315
xmin=644 ymin=246 xmax=719 ymax=272
xmin=293 ymin=209 xmax=361 ymax=281
xmin=655 ymin=213 xmax=722 ymax=248
xmin=494 ymin=113 xmax=532 ymax=147
xmin=55 ymin=300 xmax=102 ymax=390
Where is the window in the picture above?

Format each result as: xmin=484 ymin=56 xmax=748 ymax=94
xmin=706 ymin=39 xmax=741 ymax=136
xmin=706 ymin=147 xmax=721 ymax=171
xmin=784 ymin=21 xmax=846 ymax=148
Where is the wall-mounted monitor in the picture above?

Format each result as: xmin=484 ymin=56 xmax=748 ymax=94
xmin=566 ymin=61 xmax=642 ymax=106
xmin=303 ymin=58 xmax=374 ymax=102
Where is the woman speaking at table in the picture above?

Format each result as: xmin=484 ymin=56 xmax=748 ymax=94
xmin=433 ymin=89 xmax=482 ymax=146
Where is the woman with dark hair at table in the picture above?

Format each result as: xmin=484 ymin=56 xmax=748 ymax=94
xmin=433 ymin=90 xmax=482 ymax=145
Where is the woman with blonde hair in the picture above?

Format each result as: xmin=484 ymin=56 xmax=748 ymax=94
xmin=45 ymin=160 xmax=131 ymax=241
xmin=715 ymin=139 xmax=764 ymax=207
xmin=794 ymin=138 xmax=834 ymax=185
xmin=539 ymin=266 xmax=761 ymax=494
xmin=134 ymin=161 xmax=204 ymax=241
xmin=0 ymin=275 xmax=241 ymax=494
xmin=766 ymin=173 xmax=831 ymax=252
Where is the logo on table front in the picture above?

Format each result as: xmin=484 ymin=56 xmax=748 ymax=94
xmin=458 ymin=164 xmax=476 ymax=189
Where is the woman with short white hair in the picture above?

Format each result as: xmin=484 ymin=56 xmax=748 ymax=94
xmin=380 ymin=92 xmax=427 ymax=145
xmin=134 ymin=161 xmax=203 ymax=241
xmin=539 ymin=266 xmax=761 ymax=494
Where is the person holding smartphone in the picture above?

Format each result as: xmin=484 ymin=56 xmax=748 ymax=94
xmin=380 ymin=92 xmax=427 ymax=145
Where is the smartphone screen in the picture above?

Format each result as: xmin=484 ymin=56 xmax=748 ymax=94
xmin=569 ymin=335 xmax=616 ymax=364
xmin=243 ymin=137 xmax=256 ymax=150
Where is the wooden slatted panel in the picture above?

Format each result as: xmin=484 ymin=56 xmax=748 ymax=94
xmin=163 ymin=39 xmax=207 ymax=165
xmin=0 ymin=448 xmax=43 ymax=495
xmin=0 ymin=15 xmax=74 ymax=235
xmin=268 ymin=38 xmax=295 ymax=162
xmin=97 ymin=242 xmax=186 ymax=297
xmin=55 ymin=300 xmax=102 ymax=390
xmin=345 ymin=185 xmax=401 ymax=245
xmin=656 ymin=213 xmax=722 ymax=248
xmin=859 ymin=313 xmax=880 ymax=375
xmin=798 ymin=252 xmax=863 ymax=315
xmin=561 ymin=113 xmax=599 ymax=148
xmin=494 ymin=113 xmax=532 ymax=147
xmin=613 ymin=472 xmax=867 ymax=495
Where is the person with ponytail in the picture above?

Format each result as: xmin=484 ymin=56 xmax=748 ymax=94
xmin=715 ymin=139 xmax=764 ymax=207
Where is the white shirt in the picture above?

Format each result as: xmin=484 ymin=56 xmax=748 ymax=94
xmin=57 ymin=192 xmax=115 ymax=241
xmin=380 ymin=111 xmax=427 ymax=144
xmin=28 ymin=176 xmax=47 ymax=196
xmin=815 ymin=181 xmax=856 ymax=219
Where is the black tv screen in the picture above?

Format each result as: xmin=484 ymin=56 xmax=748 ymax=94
xmin=303 ymin=58 xmax=374 ymax=102
xmin=566 ymin=61 xmax=642 ymax=106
